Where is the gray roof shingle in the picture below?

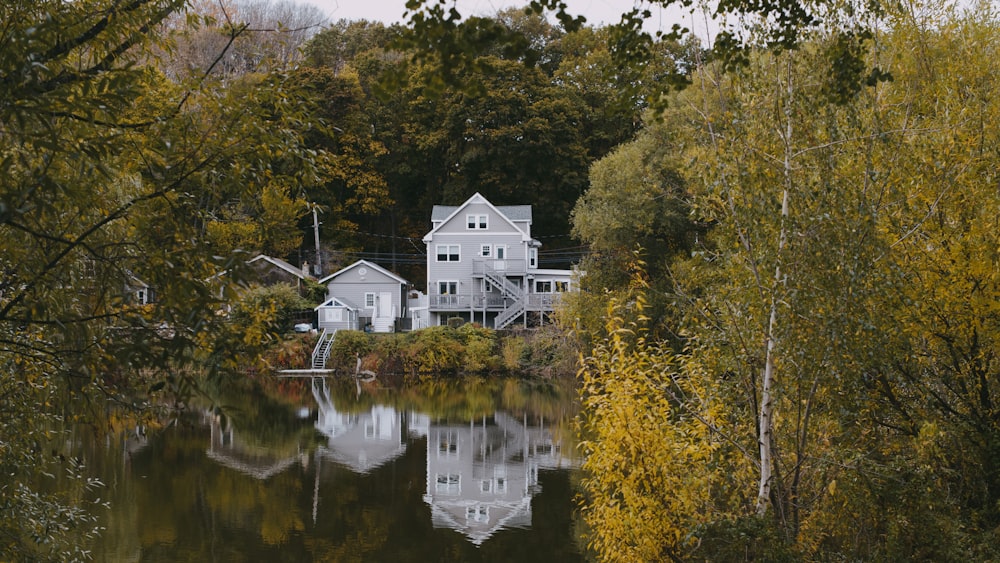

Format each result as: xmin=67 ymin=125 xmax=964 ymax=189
xmin=431 ymin=204 xmax=532 ymax=223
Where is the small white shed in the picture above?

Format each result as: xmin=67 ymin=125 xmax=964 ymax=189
xmin=315 ymin=296 xmax=360 ymax=331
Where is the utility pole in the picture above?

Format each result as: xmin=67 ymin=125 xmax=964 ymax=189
xmin=312 ymin=204 xmax=322 ymax=277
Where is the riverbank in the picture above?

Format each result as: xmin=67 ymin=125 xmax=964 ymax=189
xmin=260 ymin=324 xmax=580 ymax=379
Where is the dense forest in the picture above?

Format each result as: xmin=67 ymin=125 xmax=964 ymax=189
xmin=3 ymin=0 xmax=1000 ymax=560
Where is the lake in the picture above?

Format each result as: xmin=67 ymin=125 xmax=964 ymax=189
xmin=58 ymin=375 xmax=584 ymax=562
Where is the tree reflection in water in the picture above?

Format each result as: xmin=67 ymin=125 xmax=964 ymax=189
xmin=72 ymin=375 xmax=584 ymax=561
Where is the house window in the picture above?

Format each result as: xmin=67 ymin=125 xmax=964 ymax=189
xmin=480 ymin=244 xmax=492 ymax=257
xmin=535 ymin=281 xmax=552 ymax=293
xmin=466 ymin=505 xmax=488 ymax=522
xmin=365 ymin=292 xmax=376 ymax=308
xmin=437 ymin=430 xmax=459 ymax=457
xmin=555 ymin=281 xmax=568 ymax=292
xmin=436 ymin=244 xmax=460 ymax=262
xmin=529 ymin=247 xmax=537 ymax=268
xmin=438 ymin=281 xmax=458 ymax=295
xmin=435 ymin=473 xmax=461 ymax=494
xmin=467 ymin=214 xmax=487 ymax=229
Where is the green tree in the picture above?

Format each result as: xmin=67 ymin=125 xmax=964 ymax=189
xmin=567 ymin=123 xmax=699 ymax=339
xmin=578 ymin=4 xmax=1000 ymax=559
xmin=0 ymin=0 xmax=324 ymax=558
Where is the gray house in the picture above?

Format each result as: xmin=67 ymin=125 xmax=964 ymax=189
xmin=311 ymin=378 xmax=407 ymax=473
xmin=315 ymin=259 xmax=408 ymax=333
xmin=420 ymin=412 xmax=574 ymax=545
xmin=423 ymin=192 xmax=573 ymax=329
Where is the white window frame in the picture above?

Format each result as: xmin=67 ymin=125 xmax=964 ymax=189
xmin=438 ymin=281 xmax=458 ymax=295
xmin=437 ymin=430 xmax=459 ymax=458
xmin=480 ymin=244 xmax=492 ymax=257
xmin=466 ymin=214 xmax=488 ymax=229
xmin=535 ymin=280 xmax=553 ymax=293
xmin=436 ymin=244 xmax=460 ymax=262
xmin=529 ymin=247 xmax=537 ymax=268
xmin=466 ymin=504 xmax=488 ymax=522
xmin=494 ymin=245 xmax=507 ymax=260
xmin=435 ymin=473 xmax=461 ymax=495
xmin=365 ymin=292 xmax=376 ymax=308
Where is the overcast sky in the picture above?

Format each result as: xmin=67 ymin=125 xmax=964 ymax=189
xmin=300 ymin=0 xmax=717 ymax=38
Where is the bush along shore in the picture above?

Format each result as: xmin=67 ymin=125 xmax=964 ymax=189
xmin=262 ymin=324 xmax=580 ymax=379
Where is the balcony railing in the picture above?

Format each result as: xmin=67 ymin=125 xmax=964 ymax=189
xmin=429 ymin=294 xmax=470 ymax=309
xmin=428 ymin=292 xmax=563 ymax=311
xmin=472 ymin=259 xmax=527 ymax=276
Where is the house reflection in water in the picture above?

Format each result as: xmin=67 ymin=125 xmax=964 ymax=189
xmin=419 ymin=412 xmax=574 ymax=546
xmin=311 ymin=378 xmax=408 ymax=473
xmin=207 ymin=377 xmax=574 ymax=546
xmin=205 ymin=411 xmax=302 ymax=480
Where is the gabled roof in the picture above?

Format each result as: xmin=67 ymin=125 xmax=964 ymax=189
xmin=317 ymin=259 xmax=408 ymax=286
xmin=315 ymin=296 xmax=357 ymax=310
xmin=431 ymin=203 xmax=532 ymax=223
xmin=247 ymin=254 xmax=309 ymax=280
xmin=424 ymin=192 xmax=530 ymax=242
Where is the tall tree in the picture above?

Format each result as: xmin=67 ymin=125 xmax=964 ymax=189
xmin=158 ymin=0 xmax=326 ymax=80
xmin=576 ymin=2 xmax=1000 ymax=559
xmin=0 ymin=0 xmax=324 ymax=558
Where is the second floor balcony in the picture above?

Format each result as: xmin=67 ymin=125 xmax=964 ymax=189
xmin=471 ymin=259 xmax=528 ymax=276
xmin=428 ymin=292 xmax=563 ymax=311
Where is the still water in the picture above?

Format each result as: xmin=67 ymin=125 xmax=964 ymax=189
xmin=71 ymin=376 xmax=583 ymax=562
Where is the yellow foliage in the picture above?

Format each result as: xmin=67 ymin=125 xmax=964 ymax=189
xmin=577 ymin=296 xmax=749 ymax=561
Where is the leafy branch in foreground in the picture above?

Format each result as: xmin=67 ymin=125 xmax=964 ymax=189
xmin=0 ymin=0 xmax=328 ymax=559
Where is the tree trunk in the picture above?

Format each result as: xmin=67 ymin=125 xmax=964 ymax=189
xmin=756 ymin=54 xmax=793 ymax=517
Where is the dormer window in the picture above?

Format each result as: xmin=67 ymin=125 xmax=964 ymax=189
xmin=467 ymin=214 xmax=487 ymax=229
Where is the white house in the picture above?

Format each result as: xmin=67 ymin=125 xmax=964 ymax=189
xmin=421 ymin=411 xmax=574 ymax=545
xmin=423 ymin=192 xmax=573 ymax=329
xmin=311 ymin=378 xmax=408 ymax=473
xmin=315 ymin=259 xmax=409 ymax=333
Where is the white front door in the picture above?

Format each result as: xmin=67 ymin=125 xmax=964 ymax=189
xmin=378 ymin=292 xmax=393 ymax=318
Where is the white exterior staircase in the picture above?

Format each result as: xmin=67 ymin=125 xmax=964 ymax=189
xmin=483 ymin=264 xmax=528 ymax=329
xmin=311 ymin=329 xmax=337 ymax=370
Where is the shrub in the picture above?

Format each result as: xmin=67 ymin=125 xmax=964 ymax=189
xmin=229 ymin=283 xmax=314 ymax=345
xmin=457 ymin=323 xmax=499 ymax=373
xmin=500 ymin=335 xmax=527 ymax=372
xmin=327 ymin=330 xmax=374 ymax=371
xmin=401 ymin=326 xmax=465 ymax=375
xmin=260 ymin=334 xmax=314 ymax=370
